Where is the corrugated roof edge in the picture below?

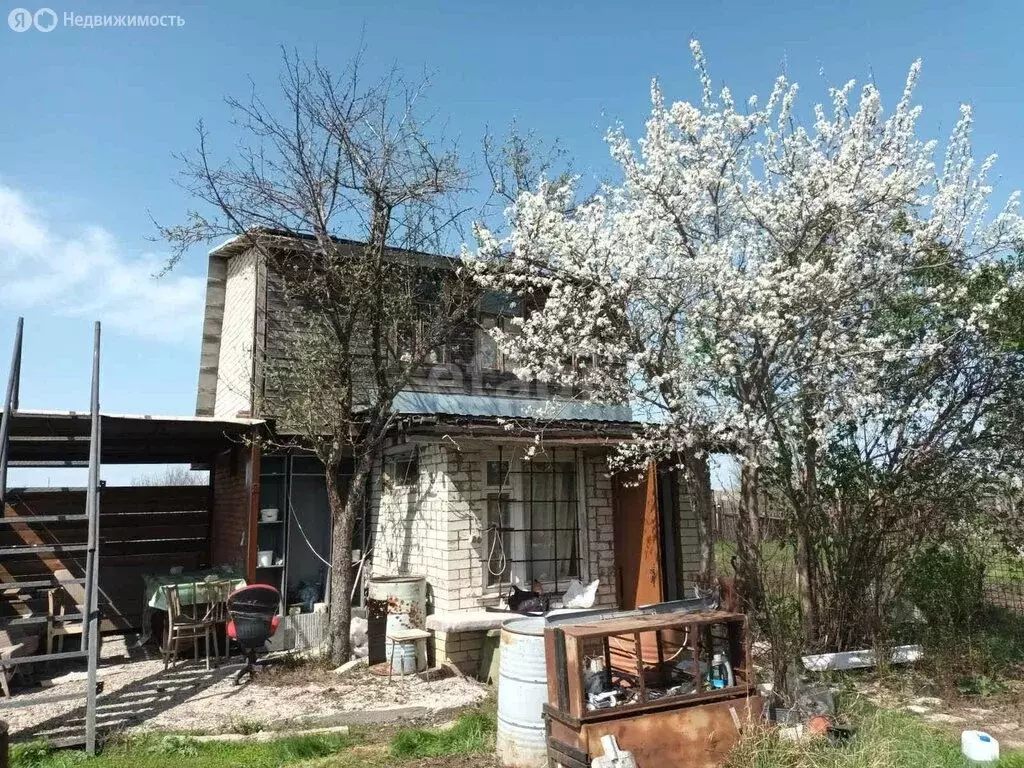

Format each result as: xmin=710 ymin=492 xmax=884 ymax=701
xmin=208 ymin=229 xmax=459 ymax=266
xmin=390 ymin=391 xmax=666 ymax=425
xmin=15 ymin=408 xmax=265 ymax=426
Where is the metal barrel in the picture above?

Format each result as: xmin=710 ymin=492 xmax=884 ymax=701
xmin=367 ymin=575 xmax=427 ymax=672
xmin=388 ymin=637 xmax=421 ymax=675
xmin=496 ymin=617 xmax=548 ymax=768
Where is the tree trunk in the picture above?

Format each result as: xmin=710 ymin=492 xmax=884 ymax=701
xmin=794 ymin=511 xmax=817 ymax=647
xmin=735 ymin=454 xmax=764 ymax=612
xmin=795 ymin=433 xmax=820 ymax=647
xmin=326 ymin=452 xmax=373 ymax=665
xmin=681 ymin=447 xmax=715 ymax=586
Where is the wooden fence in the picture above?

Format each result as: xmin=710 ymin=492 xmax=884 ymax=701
xmin=711 ymin=490 xmax=789 ymax=542
xmin=1 ymin=485 xmax=211 ymax=631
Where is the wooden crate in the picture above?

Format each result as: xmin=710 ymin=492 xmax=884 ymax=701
xmin=543 ymin=609 xmax=761 ymax=768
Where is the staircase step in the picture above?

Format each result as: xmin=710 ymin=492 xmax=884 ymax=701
xmin=5 ymin=461 xmax=90 ymax=468
xmin=0 ymin=543 xmax=89 ymax=556
xmin=0 ymin=515 xmax=90 ymax=524
xmin=0 ymin=578 xmax=86 ymax=590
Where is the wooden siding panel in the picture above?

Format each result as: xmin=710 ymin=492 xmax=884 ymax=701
xmin=1 ymin=486 xmax=212 ymax=630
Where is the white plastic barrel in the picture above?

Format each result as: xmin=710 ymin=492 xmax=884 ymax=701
xmin=962 ymin=730 xmax=1000 ymax=763
xmin=497 ymin=617 xmax=548 ymax=768
xmin=367 ymin=575 xmax=427 ymax=673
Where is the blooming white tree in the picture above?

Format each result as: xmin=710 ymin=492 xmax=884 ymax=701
xmin=468 ymin=42 xmax=1024 ymax=650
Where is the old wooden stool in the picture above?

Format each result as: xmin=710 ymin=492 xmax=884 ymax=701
xmin=386 ymin=628 xmax=431 ymax=684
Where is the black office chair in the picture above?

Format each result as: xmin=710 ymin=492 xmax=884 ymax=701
xmin=226 ymin=584 xmax=280 ymax=684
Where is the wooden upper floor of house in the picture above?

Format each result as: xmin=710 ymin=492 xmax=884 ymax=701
xmin=195 ymin=233 xmax=583 ymax=424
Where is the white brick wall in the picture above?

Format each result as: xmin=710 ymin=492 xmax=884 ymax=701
xmin=368 ymin=442 xmax=620 ymax=614
xmin=214 ymin=248 xmax=258 ymax=418
xmin=583 ymin=452 xmax=618 ymax=607
xmin=364 ymin=441 xmax=708 ymax=672
xmin=676 ymin=473 xmax=703 ymax=593
xmin=368 ymin=443 xmax=453 ymax=608
xmin=366 ymin=442 xmax=706 ymax=615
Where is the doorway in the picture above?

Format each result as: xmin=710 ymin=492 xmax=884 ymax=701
xmin=613 ymin=463 xmax=664 ymax=610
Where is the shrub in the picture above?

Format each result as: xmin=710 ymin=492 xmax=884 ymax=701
xmin=145 ymin=734 xmax=200 ymax=757
xmin=904 ymin=543 xmax=985 ymax=637
xmin=229 ymin=717 xmax=266 ymax=735
xmin=9 ymin=741 xmax=55 ymax=767
xmin=903 ymin=541 xmax=997 ymax=690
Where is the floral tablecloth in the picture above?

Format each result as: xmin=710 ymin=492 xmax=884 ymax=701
xmin=137 ymin=566 xmax=246 ymax=645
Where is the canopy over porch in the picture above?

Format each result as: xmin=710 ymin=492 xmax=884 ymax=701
xmin=5 ymin=410 xmax=266 ymax=467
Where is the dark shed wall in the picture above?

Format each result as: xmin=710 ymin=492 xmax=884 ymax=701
xmin=1 ymin=486 xmax=211 ymax=630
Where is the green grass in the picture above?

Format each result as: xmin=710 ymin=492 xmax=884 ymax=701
xmin=728 ymin=705 xmax=1024 ymax=768
xmin=715 ymin=538 xmax=797 ymax=583
xmin=10 ymin=732 xmax=354 ymax=768
xmin=9 ymin=709 xmax=500 ymax=768
xmin=388 ymin=711 xmax=496 ymax=760
xmin=983 ymin=560 xmax=1024 ymax=582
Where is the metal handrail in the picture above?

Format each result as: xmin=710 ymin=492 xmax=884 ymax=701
xmin=0 ymin=319 xmax=103 ymax=755
xmin=0 ymin=317 xmax=24 ymax=505
xmin=84 ymin=321 xmax=101 ymax=754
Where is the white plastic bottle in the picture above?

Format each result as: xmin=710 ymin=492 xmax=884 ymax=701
xmin=591 ymin=735 xmax=638 ymax=768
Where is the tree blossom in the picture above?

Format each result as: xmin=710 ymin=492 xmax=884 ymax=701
xmin=466 ymin=42 xmax=1024 ymax=650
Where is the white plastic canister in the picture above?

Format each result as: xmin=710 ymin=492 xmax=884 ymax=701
xmin=962 ymin=730 xmax=1000 ymax=763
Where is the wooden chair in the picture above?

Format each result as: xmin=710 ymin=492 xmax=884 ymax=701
xmin=162 ymin=583 xmax=220 ymax=671
xmin=46 ymin=569 xmax=85 ymax=656
xmin=202 ymin=579 xmax=234 ymax=663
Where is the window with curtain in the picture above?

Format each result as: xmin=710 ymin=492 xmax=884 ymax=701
xmin=483 ymin=456 xmax=581 ymax=591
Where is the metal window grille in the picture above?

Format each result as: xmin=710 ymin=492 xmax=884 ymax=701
xmin=485 ymin=447 xmax=582 ymax=595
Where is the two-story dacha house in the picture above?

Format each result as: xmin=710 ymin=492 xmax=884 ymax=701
xmin=198 ymin=233 xmax=705 ymax=672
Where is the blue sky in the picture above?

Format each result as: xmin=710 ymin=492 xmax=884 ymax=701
xmin=1 ymin=0 xmax=1021 ymax=485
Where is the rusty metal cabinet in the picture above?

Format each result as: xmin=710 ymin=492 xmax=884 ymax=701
xmin=543 ymin=610 xmax=761 ymax=768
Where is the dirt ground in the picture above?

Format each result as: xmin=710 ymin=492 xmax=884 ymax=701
xmin=860 ymin=676 xmax=1024 ymax=749
xmin=4 ymin=635 xmax=488 ymax=745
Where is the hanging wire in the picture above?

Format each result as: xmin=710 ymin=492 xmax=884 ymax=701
xmin=287 ymin=476 xmax=333 ymax=570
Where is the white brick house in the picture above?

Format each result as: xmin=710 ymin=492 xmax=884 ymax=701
xmin=198 ymin=234 xmax=705 ymax=672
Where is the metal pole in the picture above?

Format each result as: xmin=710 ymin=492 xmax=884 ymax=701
xmin=84 ymin=322 xmax=101 ymax=755
xmin=10 ymin=326 xmax=20 ymax=414
xmin=0 ymin=318 xmax=24 ymax=505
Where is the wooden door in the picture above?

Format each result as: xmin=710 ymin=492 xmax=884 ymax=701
xmin=613 ymin=463 xmax=664 ymax=610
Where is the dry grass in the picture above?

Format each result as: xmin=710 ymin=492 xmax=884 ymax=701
xmin=727 ymin=705 xmax=1024 ymax=768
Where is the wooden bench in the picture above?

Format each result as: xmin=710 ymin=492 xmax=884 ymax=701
xmin=0 ymin=630 xmax=39 ymax=697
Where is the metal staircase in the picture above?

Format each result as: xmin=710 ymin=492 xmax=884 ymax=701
xmin=0 ymin=318 xmax=102 ymax=753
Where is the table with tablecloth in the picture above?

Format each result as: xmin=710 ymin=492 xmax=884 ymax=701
xmin=137 ymin=566 xmax=246 ymax=646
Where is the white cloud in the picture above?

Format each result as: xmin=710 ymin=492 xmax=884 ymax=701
xmin=0 ymin=184 xmax=205 ymax=344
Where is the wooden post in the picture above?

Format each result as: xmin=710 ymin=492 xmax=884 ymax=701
xmin=633 ymin=633 xmax=646 ymax=703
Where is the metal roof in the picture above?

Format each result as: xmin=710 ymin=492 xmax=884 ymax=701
xmin=6 ymin=410 xmax=265 ymax=465
xmin=391 ymin=391 xmax=636 ymax=423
